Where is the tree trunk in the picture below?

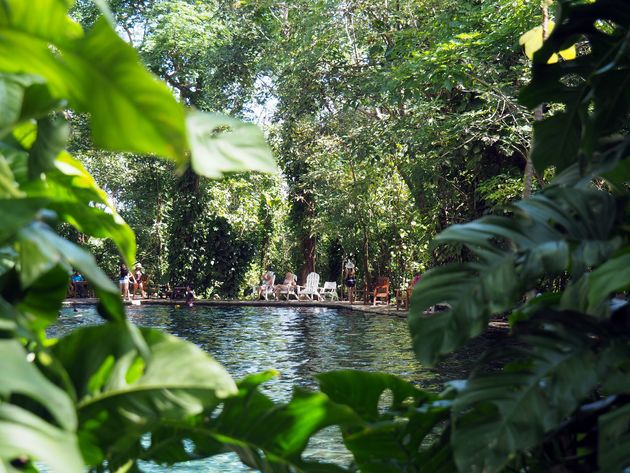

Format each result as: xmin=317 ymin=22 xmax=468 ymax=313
xmin=299 ymin=232 xmax=316 ymax=283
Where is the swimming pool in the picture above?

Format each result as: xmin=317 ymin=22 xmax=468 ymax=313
xmin=51 ymin=305 xmax=483 ymax=471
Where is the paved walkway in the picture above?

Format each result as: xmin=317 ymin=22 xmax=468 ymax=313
xmin=62 ymin=298 xmax=409 ymax=318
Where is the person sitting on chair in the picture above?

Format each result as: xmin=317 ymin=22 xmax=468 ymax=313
xmin=258 ymin=267 xmax=275 ymax=299
xmin=274 ymin=271 xmax=297 ymax=299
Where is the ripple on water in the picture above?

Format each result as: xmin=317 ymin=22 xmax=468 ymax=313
xmin=50 ymin=304 xmax=484 ymax=471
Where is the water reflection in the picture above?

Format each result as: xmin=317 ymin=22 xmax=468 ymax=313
xmin=50 ymin=305 xmax=495 ymax=471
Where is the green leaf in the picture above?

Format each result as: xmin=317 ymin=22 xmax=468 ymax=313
xmin=20 ymin=82 xmax=64 ymax=122
xmin=15 ymin=222 xmax=124 ymax=321
xmin=0 ymin=152 xmax=23 ymax=198
xmin=0 ymin=73 xmax=26 ymax=134
xmin=317 ymin=370 xmax=431 ymax=420
xmin=148 ymin=372 xmax=355 ymax=472
xmin=452 ymin=311 xmax=603 ymax=473
xmin=0 ymin=141 xmax=28 ymax=186
xmin=187 ymin=111 xmax=277 ymax=178
xmin=0 ymin=339 xmax=83 ymax=473
xmin=409 ymin=186 xmax=619 ymax=365
xmin=53 ymin=324 xmax=237 ymax=469
xmin=0 ymin=4 xmax=188 ymax=163
xmin=0 ymin=198 xmax=47 ymax=244
xmin=23 ymin=152 xmax=136 ymax=266
xmin=317 ymin=371 xmax=454 ymax=473
xmin=16 ymin=265 xmax=71 ymax=333
xmin=530 ymin=111 xmax=581 ymax=173
xmin=0 ymin=73 xmax=61 ymax=136
xmin=0 ymin=246 xmax=16 ymax=277
xmin=28 ymin=116 xmax=69 ymax=179
xmin=68 ymin=19 xmax=188 ymax=162
xmin=0 ymin=339 xmax=76 ymax=430
xmin=0 ymin=404 xmax=83 ymax=473
xmin=587 ymin=252 xmax=630 ymax=314
xmin=409 ymin=259 xmax=518 ymax=366
xmin=598 ymin=404 xmax=630 ymax=472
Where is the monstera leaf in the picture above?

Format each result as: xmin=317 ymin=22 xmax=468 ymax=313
xmin=0 ymin=0 xmax=188 ymax=164
xmin=23 ymin=151 xmax=136 ymax=267
xmin=520 ymin=0 xmax=630 ymax=173
xmin=317 ymin=371 xmax=455 ymax=473
xmin=409 ymin=185 xmax=620 ymax=365
xmin=51 ymin=323 xmax=237 ymax=470
xmin=519 ymin=21 xmax=576 ymax=64
xmin=0 ymin=339 xmax=83 ymax=473
xmin=142 ymin=370 xmax=453 ymax=473
xmin=451 ymin=311 xmax=609 ymax=472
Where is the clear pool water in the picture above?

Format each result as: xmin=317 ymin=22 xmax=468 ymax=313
xmin=51 ymin=304 xmax=489 ymax=472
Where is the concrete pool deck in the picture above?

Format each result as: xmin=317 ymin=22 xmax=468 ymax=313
xmin=62 ymin=297 xmax=410 ymax=318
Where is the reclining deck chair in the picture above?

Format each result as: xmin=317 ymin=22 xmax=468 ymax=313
xmin=320 ymin=281 xmax=339 ymax=301
xmin=298 ymin=272 xmax=322 ymax=301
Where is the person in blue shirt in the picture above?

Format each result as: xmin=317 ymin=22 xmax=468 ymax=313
xmin=71 ymin=270 xmax=85 ymax=297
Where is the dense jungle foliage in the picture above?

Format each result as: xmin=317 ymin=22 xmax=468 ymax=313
xmin=67 ymin=0 xmax=545 ymax=296
xmin=1 ymin=0 xmax=629 ymax=472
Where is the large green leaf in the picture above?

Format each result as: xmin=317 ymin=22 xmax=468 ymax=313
xmin=0 ymin=404 xmax=83 ymax=473
xmin=0 ymin=198 xmax=46 ymax=244
xmin=317 ymin=370 xmax=454 ymax=473
xmin=15 ymin=265 xmax=72 ymax=334
xmin=145 ymin=371 xmax=451 ymax=473
xmin=451 ymin=311 xmax=604 ymax=473
xmin=409 ymin=186 xmax=619 ymax=365
xmin=194 ymin=373 xmax=355 ymax=472
xmin=0 ymin=2 xmax=188 ymax=164
xmin=24 ymin=152 xmax=136 ymax=266
xmin=0 ymin=339 xmax=83 ymax=473
xmin=586 ymin=252 xmax=630 ymax=314
xmin=598 ymin=403 xmax=630 ymax=472
xmin=0 ymin=152 xmax=23 ymax=198
xmin=15 ymin=222 xmax=124 ymax=321
xmin=53 ymin=323 xmax=237 ymax=469
xmin=519 ymin=0 xmax=630 ymax=174
xmin=140 ymin=371 xmax=354 ymax=472
xmin=28 ymin=116 xmax=69 ymax=179
xmin=187 ymin=111 xmax=277 ymax=178
xmin=0 ymin=73 xmax=30 ymax=134
xmin=529 ymin=111 xmax=581 ymax=173
xmin=0 ymin=247 xmax=16 ymax=278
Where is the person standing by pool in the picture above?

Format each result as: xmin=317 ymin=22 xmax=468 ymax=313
xmin=185 ymin=285 xmax=195 ymax=307
xmin=344 ymin=259 xmax=356 ymax=304
xmin=132 ymin=263 xmax=147 ymax=299
xmin=119 ymin=263 xmax=133 ymax=301
xmin=71 ymin=270 xmax=85 ymax=298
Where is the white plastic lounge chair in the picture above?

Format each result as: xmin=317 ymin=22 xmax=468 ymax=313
xmin=320 ymin=281 xmax=339 ymax=301
xmin=298 ymin=272 xmax=322 ymax=301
